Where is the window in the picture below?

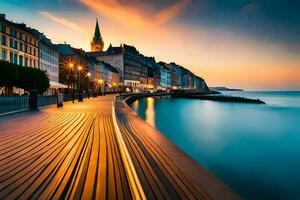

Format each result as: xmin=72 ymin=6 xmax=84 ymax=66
xmin=19 ymin=55 xmax=23 ymax=66
xmin=1 ymin=35 xmax=6 ymax=45
xmin=29 ymin=58 xmax=32 ymax=67
xmin=29 ymin=37 xmax=32 ymax=44
xmin=14 ymin=53 xmax=17 ymax=64
xmin=14 ymin=40 xmax=18 ymax=49
xmin=19 ymin=32 xmax=23 ymax=40
xmin=1 ymin=50 xmax=6 ymax=61
xmin=24 ymin=44 xmax=27 ymax=53
xmin=13 ymin=30 xmax=17 ymax=37
xmin=25 ymin=57 xmax=28 ymax=66
xmin=9 ymin=52 xmax=13 ymax=63
xmin=19 ymin=42 xmax=23 ymax=51
xmin=33 ymin=48 xmax=36 ymax=56
xmin=10 ymin=38 xmax=13 ymax=47
xmin=25 ymin=35 xmax=28 ymax=42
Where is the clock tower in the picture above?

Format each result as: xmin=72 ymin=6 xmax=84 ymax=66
xmin=91 ymin=18 xmax=104 ymax=52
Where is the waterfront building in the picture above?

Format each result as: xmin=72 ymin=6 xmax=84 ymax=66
xmin=143 ymin=56 xmax=160 ymax=90
xmin=83 ymin=55 xmax=119 ymax=93
xmin=86 ymin=44 xmax=123 ymax=86
xmin=30 ymin=29 xmax=60 ymax=94
xmin=123 ymin=44 xmax=145 ymax=92
xmin=0 ymin=14 xmax=40 ymax=95
xmin=91 ymin=19 xmax=104 ymax=52
xmin=165 ymin=62 xmax=184 ymax=89
xmin=158 ymin=62 xmax=172 ymax=90
xmin=181 ymin=68 xmax=193 ymax=89
xmin=85 ymin=55 xmax=100 ymax=92
xmin=92 ymin=44 xmax=150 ymax=92
xmin=0 ymin=14 xmax=39 ymax=68
xmin=99 ymin=61 xmax=120 ymax=92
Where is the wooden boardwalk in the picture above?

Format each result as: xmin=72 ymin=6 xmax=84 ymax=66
xmin=0 ymin=96 xmax=132 ymax=200
xmin=0 ymin=95 xmax=241 ymax=200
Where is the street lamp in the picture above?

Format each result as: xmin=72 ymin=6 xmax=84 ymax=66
xmin=68 ymin=63 xmax=75 ymax=103
xmin=87 ymin=72 xmax=91 ymax=98
xmin=78 ymin=65 xmax=83 ymax=102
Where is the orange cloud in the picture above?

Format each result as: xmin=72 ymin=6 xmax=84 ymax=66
xmin=79 ymin=0 xmax=189 ymax=29
xmin=155 ymin=0 xmax=189 ymax=26
xmin=38 ymin=11 xmax=86 ymax=33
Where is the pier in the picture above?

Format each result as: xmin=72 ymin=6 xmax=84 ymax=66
xmin=0 ymin=95 xmax=242 ymax=199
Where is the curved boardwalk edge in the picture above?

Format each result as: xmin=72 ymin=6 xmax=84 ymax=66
xmin=111 ymin=98 xmax=146 ymax=200
xmin=115 ymin=97 xmax=244 ymax=200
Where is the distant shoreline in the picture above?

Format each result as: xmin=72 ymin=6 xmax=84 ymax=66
xmin=210 ymin=87 xmax=244 ymax=91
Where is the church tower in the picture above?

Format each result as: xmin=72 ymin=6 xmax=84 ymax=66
xmin=91 ymin=18 xmax=104 ymax=52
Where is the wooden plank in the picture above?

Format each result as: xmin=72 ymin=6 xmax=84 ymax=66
xmin=97 ymin=114 xmax=108 ymax=200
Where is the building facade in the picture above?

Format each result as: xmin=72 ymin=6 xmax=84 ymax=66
xmin=0 ymin=14 xmax=40 ymax=95
xmin=0 ymin=14 xmax=39 ymax=68
xmin=29 ymin=29 xmax=60 ymax=94
xmin=39 ymin=37 xmax=59 ymax=83
xmin=158 ymin=62 xmax=171 ymax=90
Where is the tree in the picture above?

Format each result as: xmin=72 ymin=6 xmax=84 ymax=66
xmin=0 ymin=61 xmax=17 ymax=87
xmin=0 ymin=60 xmax=50 ymax=95
xmin=16 ymin=66 xmax=49 ymax=94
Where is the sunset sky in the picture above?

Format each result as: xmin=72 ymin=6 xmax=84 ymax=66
xmin=1 ymin=0 xmax=299 ymax=90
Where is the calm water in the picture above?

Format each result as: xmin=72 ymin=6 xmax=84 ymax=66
xmin=130 ymin=91 xmax=300 ymax=200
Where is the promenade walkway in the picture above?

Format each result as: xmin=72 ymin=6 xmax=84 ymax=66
xmin=0 ymin=96 xmax=132 ymax=200
xmin=0 ymin=95 xmax=241 ymax=200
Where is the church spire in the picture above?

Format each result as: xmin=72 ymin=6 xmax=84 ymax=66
xmin=91 ymin=18 xmax=104 ymax=52
xmin=94 ymin=18 xmax=101 ymax=39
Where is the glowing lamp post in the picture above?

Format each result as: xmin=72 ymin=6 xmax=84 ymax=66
xmin=68 ymin=63 xmax=75 ymax=103
xmin=87 ymin=72 xmax=91 ymax=98
xmin=78 ymin=66 xmax=83 ymax=102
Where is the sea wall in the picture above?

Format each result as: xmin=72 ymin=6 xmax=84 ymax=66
xmin=120 ymin=90 xmax=265 ymax=105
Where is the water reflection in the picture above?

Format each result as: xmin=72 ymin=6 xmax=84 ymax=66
xmin=145 ymin=97 xmax=155 ymax=127
xmin=131 ymin=99 xmax=139 ymax=110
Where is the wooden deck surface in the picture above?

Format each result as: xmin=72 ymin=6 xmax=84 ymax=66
xmin=0 ymin=96 xmax=132 ymax=200
xmin=0 ymin=95 xmax=242 ymax=200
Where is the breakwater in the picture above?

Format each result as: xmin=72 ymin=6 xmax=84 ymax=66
xmin=172 ymin=93 xmax=265 ymax=104
xmin=120 ymin=90 xmax=265 ymax=104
